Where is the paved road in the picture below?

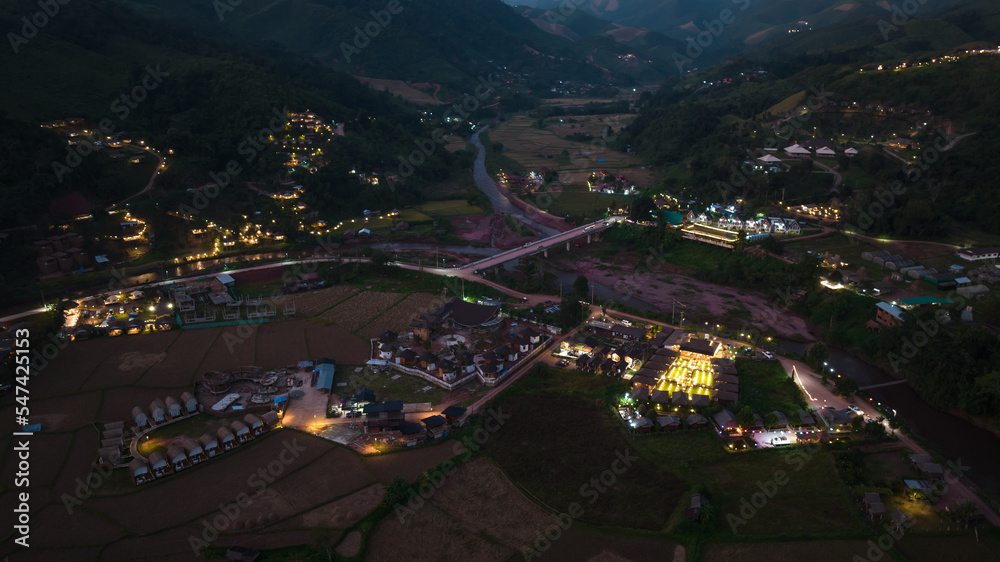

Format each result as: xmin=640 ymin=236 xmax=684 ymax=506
xmin=469 ymin=127 xmax=560 ymax=238
xmin=106 ymin=146 xmax=165 ymax=211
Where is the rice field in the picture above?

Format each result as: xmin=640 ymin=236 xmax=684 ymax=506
xmin=357 ymin=292 xmax=446 ymax=339
xmin=489 ymin=115 xmax=653 ymax=187
xmin=319 ymin=291 xmax=407 ymax=332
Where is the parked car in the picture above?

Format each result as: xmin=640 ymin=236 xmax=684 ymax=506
xmin=762 ymin=351 xmax=774 ymax=359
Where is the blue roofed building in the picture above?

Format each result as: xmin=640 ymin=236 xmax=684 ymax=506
xmin=314 ymin=359 xmax=336 ymax=393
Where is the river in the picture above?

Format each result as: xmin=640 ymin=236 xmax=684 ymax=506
xmin=774 ymin=338 xmax=1000 ymax=496
xmin=469 ymin=127 xmax=561 ymax=238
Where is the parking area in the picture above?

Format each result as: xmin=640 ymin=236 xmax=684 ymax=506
xmin=750 ymin=429 xmax=800 ymax=449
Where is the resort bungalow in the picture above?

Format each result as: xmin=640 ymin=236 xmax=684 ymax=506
xmin=658 ymin=415 xmax=681 ymax=431
xmin=165 ymin=396 xmax=182 ymax=418
xmin=630 ymin=416 xmax=654 ymax=434
xmin=770 ymin=411 xmax=789 ymax=428
xmin=651 ymin=389 xmax=671 ymax=404
xmin=399 ymin=422 xmax=423 ymax=446
xmin=672 ymin=391 xmax=690 ymax=406
xmin=183 ymin=439 xmax=207 ymax=464
xmin=129 ymin=458 xmax=151 ymax=484
xmin=167 ymin=445 xmax=190 ymax=472
xmin=149 ymin=398 xmax=167 ymax=423
xmin=262 ymin=410 xmax=280 ymax=430
xmin=421 ymin=415 xmax=448 ymax=438
xmin=131 ymin=406 xmax=148 ymax=429
xmin=713 ymin=409 xmax=741 ymax=435
xmin=686 ymin=414 xmax=708 ymax=429
xmin=630 ymin=385 xmax=651 ymax=401
xmin=181 ymin=391 xmax=198 ymax=414
xmin=441 ymin=405 xmax=467 ymax=427
xmin=217 ymin=426 xmax=236 ymax=451
xmin=796 ymin=409 xmax=816 ymax=427
xmin=244 ymin=414 xmax=265 ymax=436
xmin=231 ymin=420 xmax=251 ymax=444
xmin=148 ymin=451 xmax=170 ymax=478
xmin=199 ymin=433 xmax=220 ymax=458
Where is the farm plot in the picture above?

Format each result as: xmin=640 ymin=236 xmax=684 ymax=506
xmin=264 ymin=285 xmax=357 ymax=317
xmin=366 ymin=501 xmax=514 ymax=562
xmin=304 ymin=323 xmax=370 ymax=365
xmin=137 ymin=327 xmax=220 ymax=387
xmin=84 ymin=433 xmax=331 ymax=535
xmin=78 ymin=331 xmax=180 ymax=391
xmin=198 ymin=324 xmax=258 ymax=372
xmin=28 ymin=392 xmax=102 ymax=433
xmin=254 ymin=320 xmax=311 ymax=368
xmin=225 ymin=447 xmax=374 ymax=525
xmin=320 ymin=291 xmax=406 ymax=332
xmin=430 ymin=458 xmax=558 ymax=552
xmin=37 ymin=337 xmax=125 ymax=397
xmin=358 ymin=293 xmax=446 ymax=339
xmin=362 ymin=440 xmax=463 ymax=484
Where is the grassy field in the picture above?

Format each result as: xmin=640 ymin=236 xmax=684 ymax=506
xmin=415 ymin=200 xmax=484 ymax=217
xmin=528 ymin=191 xmax=634 ymax=220
xmin=490 ymin=115 xmax=653 ymax=186
xmin=484 ymin=376 xmax=685 ymax=531
xmin=635 ymin=430 xmax=863 ymax=536
xmin=136 ymin=413 xmax=220 ymax=456
xmin=333 ymin=364 xmax=464 ymax=405
xmin=733 ymin=358 xmax=807 ymax=414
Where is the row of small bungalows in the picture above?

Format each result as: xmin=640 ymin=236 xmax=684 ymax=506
xmin=398 ymin=406 xmax=467 ymax=446
xmin=632 ymin=413 xmax=708 ymax=433
xmin=130 ymin=412 xmax=279 ymax=484
xmin=131 ymin=392 xmax=199 ymax=428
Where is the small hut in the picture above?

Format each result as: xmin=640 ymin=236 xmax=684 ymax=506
xmin=130 ymin=458 xmax=151 ymax=484
xmin=217 ymin=427 xmax=236 ymax=451
xmin=149 ymin=398 xmax=167 ymax=423
xmin=131 ymin=406 xmax=148 ymax=429
xmin=199 ymin=433 xmax=220 ymax=458
xmin=183 ymin=439 xmax=206 ymax=464
xmin=181 ymin=391 xmax=199 ymax=414
xmin=167 ymin=445 xmax=190 ymax=472
xmin=261 ymin=410 xmax=280 ymax=430
xmin=148 ymin=451 xmax=170 ymax=478
xmin=441 ymin=405 xmax=467 ymax=428
xmin=165 ymin=396 xmax=182 ymax=418
xmin=244 ymin=414 xmax=264 ymax=436
xmin=230 ymin=420 xmax=251 ymax=444
xmin=421 ymin=415 xmax=447 ymax=439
